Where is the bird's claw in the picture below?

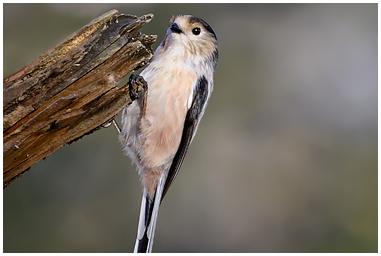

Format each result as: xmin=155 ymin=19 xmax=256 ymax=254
xmin=129 ymin=74 xmax=147 ymax=100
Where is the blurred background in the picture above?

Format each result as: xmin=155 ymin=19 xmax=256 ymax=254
xmin=3 ymin=3 xmax=377 ymax=253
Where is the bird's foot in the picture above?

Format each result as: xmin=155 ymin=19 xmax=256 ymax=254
xmin=129 ymin=74 xmax=147 ymax=100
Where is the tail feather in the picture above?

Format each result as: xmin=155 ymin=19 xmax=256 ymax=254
xmin=134 ymin=175 xmax=167 ymax=253
xmin=134 ymin=196 xmax=154 ymax=252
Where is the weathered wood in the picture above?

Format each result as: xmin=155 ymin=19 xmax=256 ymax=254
xmin=3 ymin=10 xmax=157 ymax=188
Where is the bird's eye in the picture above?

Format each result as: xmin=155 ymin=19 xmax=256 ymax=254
xmin=192 ymin=27 xmax=201 ymax=35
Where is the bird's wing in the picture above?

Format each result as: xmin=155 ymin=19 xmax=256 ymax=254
xmin=161 ymin=76 xmax=210 ymax=201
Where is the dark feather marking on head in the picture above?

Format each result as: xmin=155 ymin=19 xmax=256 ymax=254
xmin=189 ymin=16 xmax=217 ymax=40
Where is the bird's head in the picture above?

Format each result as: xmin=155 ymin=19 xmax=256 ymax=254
xmin=160 ymin=15 xmax=218 ymax=69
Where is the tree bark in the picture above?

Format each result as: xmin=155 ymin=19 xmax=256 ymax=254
xmin=3 ymin=10 xmax=157 ymax=188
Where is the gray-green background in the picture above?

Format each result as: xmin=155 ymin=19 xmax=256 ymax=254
xmin=3 ymin=3 xmax=377 ymax=253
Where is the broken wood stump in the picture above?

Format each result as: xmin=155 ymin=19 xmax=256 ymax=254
xmin=3 ymin=10 xmax=157 ymax=188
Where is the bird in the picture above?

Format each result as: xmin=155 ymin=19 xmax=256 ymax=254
xmin=118 ymin=14 xmax=218 ymax=253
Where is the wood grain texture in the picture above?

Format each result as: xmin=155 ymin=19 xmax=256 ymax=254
xmin=3 ymin=10 xmax=157 ymax=188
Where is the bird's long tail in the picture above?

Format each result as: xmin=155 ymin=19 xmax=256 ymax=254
xmin=134 ymin=174 xmax=166 ymax=253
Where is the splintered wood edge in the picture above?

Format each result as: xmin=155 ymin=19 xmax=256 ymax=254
xmin=3 ymin=11 xmax=156 ymax=188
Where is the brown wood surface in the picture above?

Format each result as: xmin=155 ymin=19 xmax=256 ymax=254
xmin=3 ymin=10 xmax=157 ymax=188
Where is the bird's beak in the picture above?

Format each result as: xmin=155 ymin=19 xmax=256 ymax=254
xmin=170 ymin=23 xmax=182 ymax=34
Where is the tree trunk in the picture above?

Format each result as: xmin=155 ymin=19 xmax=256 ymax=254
xmin=3 ymin=10 xmax=156 ymax=188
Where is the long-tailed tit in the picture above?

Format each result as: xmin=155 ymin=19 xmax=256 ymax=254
xmin=118 ymin=14 xmax=218 ymax=253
